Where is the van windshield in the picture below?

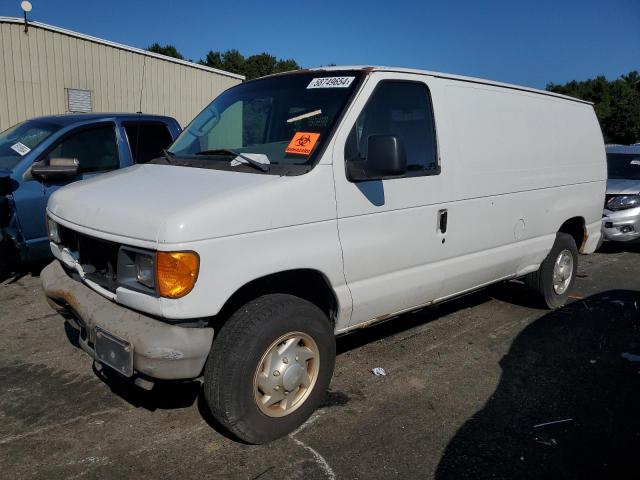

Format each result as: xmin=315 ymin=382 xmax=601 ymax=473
xmin=167 ymin=71 xmax=363 ymax=174
xmin=607 ymin=153 xmax=640 ymax=180
xmin=0 ymin=120 xmax=62 ymax=170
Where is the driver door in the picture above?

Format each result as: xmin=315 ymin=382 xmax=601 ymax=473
xmin=28 ymin=123 xmax=120 ymax=252
xmin=332 ymin=73 xmax=448 ymax=327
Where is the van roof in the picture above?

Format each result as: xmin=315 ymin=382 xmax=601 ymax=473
xmin=294 ymin=66 xmax=592 ymax=105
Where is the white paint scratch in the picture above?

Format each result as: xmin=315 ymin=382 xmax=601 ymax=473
xmin=290 ymin=412 xmax=322 ymax=437
xmin=290 ymin=437 xmax=336 ymax=480
xmin=0 ymin=408 xmax=121 ymax=445
xmin=533 ymin=418 xmax=574 ymax=428
xmin=66 ymin=456 xmax=109 ymax=466
xmin=289 ymin=412 xmax=335 ymax=479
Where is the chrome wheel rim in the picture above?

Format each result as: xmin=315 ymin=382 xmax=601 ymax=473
xmin=253 ymin=332 xmax=319 ymax=417
xmin=553 ymin=249 xmax=574 ymax=295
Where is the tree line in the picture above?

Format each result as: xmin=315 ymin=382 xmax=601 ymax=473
xmin=147 ymin=43 xmax=299 ymax=80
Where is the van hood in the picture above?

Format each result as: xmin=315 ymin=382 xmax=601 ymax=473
xmin=47 ymin=164 xmax=334 ymax=245
xmin=606 ymin=178 xmax=640 ymax=195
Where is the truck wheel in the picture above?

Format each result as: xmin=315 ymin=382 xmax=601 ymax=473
xmin=525 ymin=232 xmax=578 ymax=309
xmin=203 ymin=294 xmax=335 ymax=444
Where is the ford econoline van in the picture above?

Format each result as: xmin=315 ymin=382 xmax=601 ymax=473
xmin=41 ymin=67 xmax=606 ymax=443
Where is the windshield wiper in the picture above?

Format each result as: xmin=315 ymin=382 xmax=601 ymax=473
xmin=195 ymin=149 xmax=270 ymax=172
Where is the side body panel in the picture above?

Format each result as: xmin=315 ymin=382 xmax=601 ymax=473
xmin=48 ymin=164 xmax=352 ymax=327
xmin=332 ymin=72 xmax=606 ymax=329
xmin=153 ymin=164 xmax=350 ymax=326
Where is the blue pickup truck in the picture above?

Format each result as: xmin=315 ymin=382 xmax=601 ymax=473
xmin=0 ymin=113 xmax=181 ymax=270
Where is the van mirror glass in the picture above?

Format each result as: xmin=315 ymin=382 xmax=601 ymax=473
xmin=347 ymin=135 xmax=407 ymax=181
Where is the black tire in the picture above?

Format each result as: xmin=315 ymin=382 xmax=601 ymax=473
xmin=203 ymin=293 xmax=335 ymax=444
xmin=525 ymin=232 xmax=578 ymax=309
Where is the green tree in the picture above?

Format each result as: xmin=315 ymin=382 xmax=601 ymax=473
xmin=274 ymin=58 xmax=301 ymax=74
xmin=146 ymin=43 xmax=184 ymax=60
xmin=547 ymin=71 xmax=640 ymax=144
xmin=198 ymin=51 xmax=223 ymax=70
xmin=244 ymin=53 xmax=278 ymax=80
xmin=198 ymin=49 xmax=300 ymax=80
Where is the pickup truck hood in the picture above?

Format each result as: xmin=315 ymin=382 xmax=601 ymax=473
xmin=47 ymin=164 xmax=334 ymax=245
xmin=606 ymin=178 xmax=640 ymax=195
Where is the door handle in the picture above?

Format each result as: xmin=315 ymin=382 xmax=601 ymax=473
xmin=438 ymin=209 xmax=448 ymax=234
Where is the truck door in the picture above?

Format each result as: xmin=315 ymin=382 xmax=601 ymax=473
xmin=332 ymin=73 xmax=448 ymax=327
xmin=35 ymin=124 xmax=121 ymax=250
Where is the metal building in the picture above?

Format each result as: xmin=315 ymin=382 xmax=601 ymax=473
xmin=0 ymin=16 xmax=244 ymax=131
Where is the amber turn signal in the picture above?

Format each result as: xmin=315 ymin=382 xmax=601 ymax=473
xmin=156 ymin=251 xmax=199 ymax=298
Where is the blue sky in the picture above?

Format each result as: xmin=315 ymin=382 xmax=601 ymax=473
xmin=3 ymin=0 xmax=639 ymax=88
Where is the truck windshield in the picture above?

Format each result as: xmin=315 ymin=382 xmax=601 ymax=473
xmin=0 ymin=120 xmax=62 ymax=170
xmin=167 ymin=71 xmax=363 ymax=174
xmin=607 ymin=153 xmax=640 ymax=180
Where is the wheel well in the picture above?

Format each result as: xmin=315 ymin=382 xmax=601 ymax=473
xmin=558 ymin=217 xmax=585 ymax=251
xmin=210 ymin=269 xmax=338 ymax=330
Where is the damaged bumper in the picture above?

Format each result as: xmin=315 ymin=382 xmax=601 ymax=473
xmin=41 ymin=260 xmax=214 ymax=380
xmin=602 ymin=207 xmax=640 ymax=243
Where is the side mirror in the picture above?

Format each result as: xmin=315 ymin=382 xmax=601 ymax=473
xmin=31 ymin=158 xmax=79 ymax=181
xmin=346 ymin=135 xmax=407 ymax=182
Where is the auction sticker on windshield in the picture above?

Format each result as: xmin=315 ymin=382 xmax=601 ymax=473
xmin=307 ymin=77 xmax=355 ymax=89
xmin=285 ymin=132 xmax=320 ymax=156
xmin=10 ymin=142 xmax=31 ymax=156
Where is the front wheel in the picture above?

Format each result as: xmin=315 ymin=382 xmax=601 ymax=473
xmin=525 ymin=232 xmax=578 ymax=309
xmin=203 ymin=294 xmax=335 ymax=444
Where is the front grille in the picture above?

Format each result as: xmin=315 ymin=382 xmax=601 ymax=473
xmin=58 ymin=225 xmax=121 ymax=292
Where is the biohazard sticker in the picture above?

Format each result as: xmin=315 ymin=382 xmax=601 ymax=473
xmin=10 ymin=142 xmax=31 ymax=156
xmin=285 ymin=132 xmax=320 ymax=156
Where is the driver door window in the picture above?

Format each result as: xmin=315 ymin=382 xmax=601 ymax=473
xmin=346 ymin=81 xmax=438 ymax=177
xmin=48 ymin=125 xmax=119 ymax=174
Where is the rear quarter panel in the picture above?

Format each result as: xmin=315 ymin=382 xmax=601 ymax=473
xmin=437 ymin=82 xmax=605 ymax=264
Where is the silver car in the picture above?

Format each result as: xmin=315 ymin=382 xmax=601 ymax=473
xmin=603 ymin=144 xmax=640 ymax=243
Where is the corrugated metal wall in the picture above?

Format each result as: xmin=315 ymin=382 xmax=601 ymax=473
xmin=0 ymin=19 xmax=242 ymax=130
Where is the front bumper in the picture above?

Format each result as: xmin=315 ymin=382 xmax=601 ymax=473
xmin=41 ymin=260 xmax=214 ymax=380
xmin=602 ymin=207 xmax=640 ymax=243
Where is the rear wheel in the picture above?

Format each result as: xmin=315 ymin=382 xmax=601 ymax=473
xmin=203 ymin=294 xmax=335 ymax=444
xmin=525 ymin=232 xmax=578 ymax=309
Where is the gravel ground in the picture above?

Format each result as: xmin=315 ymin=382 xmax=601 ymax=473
xmin=1 ymin=245 xmax=639 ymax=479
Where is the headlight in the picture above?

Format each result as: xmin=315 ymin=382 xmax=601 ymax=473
xmin=47 ymin=217 xmax=60 ymax=243
xmin=606 ymin=194 xmax=640 ymax=211
xmin=134 ymin=253 xmax=155 ymax=288
xmin=156 ymin=251 xmax=199 ymax=298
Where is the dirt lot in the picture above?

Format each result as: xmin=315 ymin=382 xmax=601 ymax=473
xmin=1 ymin=246 xmax=639 ymax=479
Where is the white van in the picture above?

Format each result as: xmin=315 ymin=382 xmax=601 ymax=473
xmin=42 ymin=66 xmax=606 ymax=443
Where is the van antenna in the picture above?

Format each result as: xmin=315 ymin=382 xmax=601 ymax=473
xmin=138 ymin=56 xmax=147 ymax=113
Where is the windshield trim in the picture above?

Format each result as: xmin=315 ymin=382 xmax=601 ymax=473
xmin=166 ymin=70 xmax=369 ymax=176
